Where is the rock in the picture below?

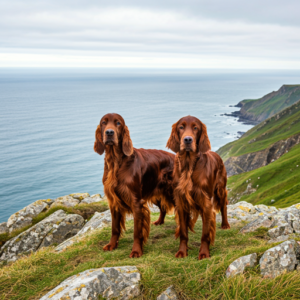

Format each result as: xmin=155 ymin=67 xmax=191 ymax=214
xmin=81 ymin=194 xmax=103 ymax=204
xmin=260 ymin=240 xmax=300 ymax=278
xmin=7 ymin=200 xmax=50 ymax=233
xmin=271 ymin=199 xmax=275 ymax=203
xmin=268 ymin=220 xmax=293 ymax=239
xmin=149 ymin=205 xmax=161 ymax=213
xmin=224 ymin=133 xmax=300 ymax=177
xmin=268 ymin=235 xmax=289 ymax=244
xmin=292 ymin=220 xmax=300 ymax=234
xmin=39 ymin=266 xmax=141 ymax=300
xmin=157 ymin=285 xmax=178 ymax=300
xmin=69 ymin=192 xmax=90 ymax=200
xmin=226 ymin=253 xmax=257 ymax=278
xmin=55 ymin=210 xmax=112 ymax=252
xmin=50 ymin=195 xmax=80 ymax=208
xmin=0 ymin=222 xmax=8 ymax=235
xmin=240 ymin=216 xmax=273 ymax=233
xmin=0 ymin=210 xmax=84 ymax=263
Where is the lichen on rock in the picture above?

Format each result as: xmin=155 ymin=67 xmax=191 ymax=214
xmin=39 ymin=266 xmax=141 ymax=300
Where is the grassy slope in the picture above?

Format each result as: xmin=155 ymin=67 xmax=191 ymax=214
xmin=240 ymin=85 xmax=300 ymax=121
xmin=217 ymin=100 xmax=300 ymax=208
xmin=227 ymin=143 xmax=300 ymax=208
xmin=218 ymin=100 xmax=300 ymax=161
xmin=1 ymin=214 xmax=300 ymax=300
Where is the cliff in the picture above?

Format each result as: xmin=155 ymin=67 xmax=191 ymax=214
xmin=226 ymin=85 xmax=300 ymax=124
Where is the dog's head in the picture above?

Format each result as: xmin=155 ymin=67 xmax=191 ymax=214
xmin=166 ymin=115 xmax=211 ymax=154
xmin=94 ymin=113 xmax=133 ymax=156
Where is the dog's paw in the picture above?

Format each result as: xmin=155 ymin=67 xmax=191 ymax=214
xmin=103 ymin=242 xmax=117 ymax=251
xmin=221 ymin=223 xmax=230 ymax=229
xmin=175 ymin=250 xmax=187 ymax=258
xmin=152 ymin=219 xmax=164 ymax=226
xmin=129 ymin=250 xmax=143 ymax=258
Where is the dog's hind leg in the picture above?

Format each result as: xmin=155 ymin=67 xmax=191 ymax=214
xmin=152 ymin=200 xmax=166 ymax=226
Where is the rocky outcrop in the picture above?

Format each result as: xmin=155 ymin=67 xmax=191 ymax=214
xmin=157 ymin=286 xmax=178 ymax=300
xmin=55 ymin=210 xmax=112 ymax=252
xmin=0 ymin=222 xmax=8 ymax=235
xmin=226 ymin=253 xmax=257 ymax=278
xmin=80 ymin=194 xmax=103 ymax=204
xmin=6 ymin=199 xmax=53 ymax=233
xmin=39 ymin=266 xmax=141 ymax=300
xmin=225 ymin=133 xmax=300 ymax=176
xmin=260 ymin=240 xmax=300 ymax=278
xmin=1 ymin=193 xmax=96 ymax=235
xmin=0 ymin=210 xmax=84 ymax=263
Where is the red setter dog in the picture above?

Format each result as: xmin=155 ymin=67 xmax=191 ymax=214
xmin=166 ymin=115 xmax=230 ymax=260
xmin=94 ymin=113 xmax=175 ymax=258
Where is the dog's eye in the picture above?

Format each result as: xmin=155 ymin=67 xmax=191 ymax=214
xmin=194 ymin=127 xmax=198 ymax=130
xmin=116 ymin=121 xmax=121 ymax=126
xmin=179 ymin=126 xmax=184 ymax=129
xmin=102 ymin=121 xmax=106 ymax=125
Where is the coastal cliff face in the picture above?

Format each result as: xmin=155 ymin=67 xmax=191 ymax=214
xmin=227 ymin=85 xmax=300 ymax=124
xmin=218 ymin=89 xmax=300 ymax=208
xmin=225 ymin=133 xmax=300 ymax=176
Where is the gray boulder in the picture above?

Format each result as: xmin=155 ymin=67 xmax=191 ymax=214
xmin=268 ymin=235 xmax=290 ymax=244
xmin=0 ymin=222 xmax=8 ymax=235
xmin=157 ymin=286 xmax=178 ymax=300
xmin=6 ymin=200 xmax=51 ymax=233
xmin=50 ymin=195 xmax=80 ymax=208
xmin=226 ymin=253 xmax=257 ymax=278
xmin=268 ymin=220 xmax=293 ymax=239
xmin=0 ymin=210 xmax=84 ymax=262
xmin=39 ymin=266 xmax=141 ymax=300
xmin=69 ymin=192 xmax=90 ymax=200
xmin=260 ymin=240 xmax=300 ymax=278
xmin=55 ymin=209 xmax=112 ymax=252
xmin=240 ymin=216 xmax=273 ymax=233
xmin=80 ymin=194 xmax=103 ymax=204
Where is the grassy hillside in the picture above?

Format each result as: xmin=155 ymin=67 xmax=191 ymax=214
xmin=218 ymin=100 xmax=300 ymax=162
xmin=227 ymin=143 xmax=300 ymax=208
xmin=237 ymin=85 xmax=300 ymax=123
xmin=218 ymin=98 xmax=300 ymax=208
xmin=1 ymin=214 xmax=300 ymax=300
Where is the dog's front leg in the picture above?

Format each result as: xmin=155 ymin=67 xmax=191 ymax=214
xmin=175 ymin=207 xmax=189 ymax=258
xmin=130 ymin=199 xmax=150 ymax=258
xmin=103 ymin=206 xmax=123 ymax=251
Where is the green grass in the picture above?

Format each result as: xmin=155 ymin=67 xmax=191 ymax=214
xmin=0 ymin=202 xmax=109 ymax=246
xmin=218 ymin=100 xmax=300 ymax=161
xmin=1 ymin=214 xmax=300 ymax=299
xmin=227 ymin=143 xmax=300 ymax=208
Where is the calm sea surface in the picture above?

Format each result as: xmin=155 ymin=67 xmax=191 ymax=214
xmin=1 ymin=69 xmax=300 ymax=222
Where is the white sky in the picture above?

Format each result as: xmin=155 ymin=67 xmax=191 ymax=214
xmin=1 ymin=0 xmax=300 ymax=68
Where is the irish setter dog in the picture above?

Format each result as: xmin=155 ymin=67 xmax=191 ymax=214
xmin=94 ymin=113 xmax=175 ymax=258
xmin=167 ymin=115 xmax=230 ymax=260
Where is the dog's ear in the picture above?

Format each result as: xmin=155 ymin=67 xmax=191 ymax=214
xmin=198 ymin=122 xmax=211 ymax=153
xmin=166 ymin=121 xmax=180 ymax=153
xmin=94 ymin=125 xmax=105 ymax=155
xmin=122 ymin=125 xmax=133 ymax=156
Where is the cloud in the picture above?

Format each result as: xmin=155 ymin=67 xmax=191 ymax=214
xmin=1 ymin=0 xmax=300 ymax=68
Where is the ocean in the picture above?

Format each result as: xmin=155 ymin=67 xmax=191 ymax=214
xmin=1 ymin=68 xmax=300 ymax=222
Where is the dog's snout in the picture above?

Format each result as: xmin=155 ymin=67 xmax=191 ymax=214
xmin=184 ymin=136 xmax=193 ymax=144
xmin=105 ymin=129 xmax=115 ymax=136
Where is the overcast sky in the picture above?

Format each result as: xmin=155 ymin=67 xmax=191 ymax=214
xmin=1 ymin=0 xmax=300 ymax=68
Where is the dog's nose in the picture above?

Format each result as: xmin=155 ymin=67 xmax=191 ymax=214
xmin=184 ymin=136 xmax=193 ymax=144
xmin=105 ymin=129 xmax=114 ymax=136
